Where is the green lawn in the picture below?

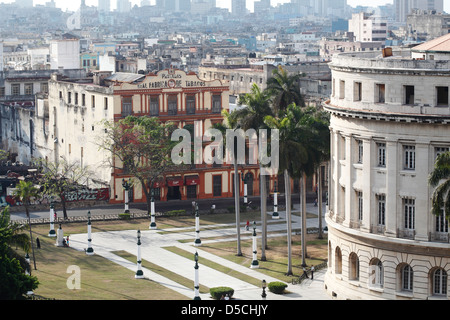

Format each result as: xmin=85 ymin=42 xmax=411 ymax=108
xmin=14 ymin=213 xmax=327 ymax=299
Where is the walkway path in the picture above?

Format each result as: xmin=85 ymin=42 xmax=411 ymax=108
xmin=67 ymin=202 xmax=332 ymax=300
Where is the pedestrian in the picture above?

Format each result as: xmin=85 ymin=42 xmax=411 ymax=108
xmin=314 ymin=198 xmax=318 ymax=207
xmin=303 ymin=266 xmax=309 ymax=279
xmin=54 ymin=211 xmax=57 ymax=221
xmin=220 ymin=295 xmax=225 ymax=300
xmin=245 ymin=220 xmax=249 ymax=231
xmin=311 ymin=265 xmax=315 ymax=280
xmin=224 ymin=294 xmax=229 ymax=300
xmin=36 ymin=237 xmax=40 ymax=249
xmin=66 ymin=235 xmax=70 ymax=247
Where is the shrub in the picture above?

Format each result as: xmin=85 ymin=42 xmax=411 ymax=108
xmin=118 ymin=213 xmax=130 ymax=220
xmin=165 ymin=209 xmax=186 ymax=216
xmin=268 ymin=281 xmax=288 ymax=294
xmin=210 ymin=286 xmax=234 ymax=300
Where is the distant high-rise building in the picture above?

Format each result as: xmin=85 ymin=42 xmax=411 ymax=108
xmin=140 ymin=0 xmax=151 ymax=6
xmin=290 ymin=0 xmax=347 ymax=17
xmin=116 ymin=0 xmax=131 ymax=12
xmin=394 ymin=0 xmax=444 ymax=22
xmin=348 ymin=12 xmax=388 ymax=43
xmin=254 ymin=0 xmax=270 ymax=14
xmin=98 ymin=0 xmax=110 ymax=12
xmin=231 ymin=0 xmax=246 ymax=16
xmin=15 ymin=0 xmax=33 ymax=7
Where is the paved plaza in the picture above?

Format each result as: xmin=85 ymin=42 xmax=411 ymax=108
xmin=68 ymin=202 xmax=331 ymax=300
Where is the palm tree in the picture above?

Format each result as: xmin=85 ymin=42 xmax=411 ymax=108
xmin=234 ymin=83 xmax=274 ymax=260
xmin=13 ymin=180 xmax=40 ymax=271
xmin=213 ymin=109 xmax=243 ymax=256
xmin=429 ymin=151 xmax=450 ymax=221
xmin=265 ymin=104 xmax=328 ymax=274
xmin=0 ymin=207 xmax=30 ymax=254
xmin=266 ymin=65 xmax=305 ymax=115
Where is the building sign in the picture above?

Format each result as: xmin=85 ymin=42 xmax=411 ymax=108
xmin=130 ymin=69 xmax=219 ymax=91
xmin=64 ymin=188 xmax=110 ymax=202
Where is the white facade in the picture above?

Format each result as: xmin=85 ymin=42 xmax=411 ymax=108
xmin=323 ymin=49 xmax=450 ymax=300
xmin=46 ymin=74 xmax=114 ymax=187
xmin=50 ymin=39 xmax=81 ymax=70
xmin=348 ymin=12 xmax=388 ymax=43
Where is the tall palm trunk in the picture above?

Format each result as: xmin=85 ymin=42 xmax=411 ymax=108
xmin=301 ymin=172 xmax=307 ymax=267
xmin=317 ymin=165 xmax=323 ymax=239
xmin=260 ymin=165 xmax=267 ymax=261
xmin=234 ymin=156 xmax=242 ymax=256
xmin=25 ymin=206 xmax=36 ymax=270
xmin=284 ymin=169 xmax=292 ymax=275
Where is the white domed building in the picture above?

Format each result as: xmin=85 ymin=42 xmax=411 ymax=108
xmin=322 ymin=34 xmax=450 ymax=300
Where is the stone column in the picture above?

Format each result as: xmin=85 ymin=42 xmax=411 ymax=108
xmin=385 ymin=139 xmax=398 ymax=237
xmin=135 ymin=230 xmax=144 ymax=279
xmin=48 ymin=202 xmax=56 ymax=237
xmin=343 ymin=134 xmax=353 ymax=227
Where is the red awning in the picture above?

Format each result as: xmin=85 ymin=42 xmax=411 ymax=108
xmin=185 ymin=175 xmax=200 ymax=186
xmin=167 ymin=176 xmax=183 ymax=187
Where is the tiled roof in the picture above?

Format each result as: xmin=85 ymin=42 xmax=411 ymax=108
xmin=105 ymin=72 xmax=145 ymax=83
xmin=412 ymin=33 xmax=450 ymax=52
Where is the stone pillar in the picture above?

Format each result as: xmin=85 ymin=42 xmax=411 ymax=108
xmin=48 ymin=202 xmax=56 ymax=237
xmin=361 ymin=138 xmax=372 ymax=232
xmin=149 ymin=196 xmax=157 ymax=230
xmin=250 ymin=222 xmax=259 ymax=269
xmin=56 ymin=224 xmax=64 ymax=247
xmin=194 ymin=252 xmax=201 ymax=300
xmin=135 ymin=230 xmax=144 ymax=279
xmin=385 ymin=139 xmax=398 ymax=237
xmin=194 ymin=203 xmax=201 ymax=246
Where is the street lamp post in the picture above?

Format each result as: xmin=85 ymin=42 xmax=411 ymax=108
xmin=135 ymin=230 xmax=144 ymax=279
xmin=194 ymin=251 xmax=201 ymax=300
xmin=122 ymin=178 xmax=130 ymax=214
xmin=194 ymin=202 xmax=201 ymax=247
xmin=272 ymin=182 xmax=279 ymax=219
xmin=261 ymin=280 xmax=267 ymax=300
xmin=149 ymin=189 xmax=157 ymax=230
xmin=86 ymin=211 xmax=94 ymax=255
xmin=48 ymin=201 xmax=56 ymax=237
xmin=250 ymin=221 xmax=259 ymax=269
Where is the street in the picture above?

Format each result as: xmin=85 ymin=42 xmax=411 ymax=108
xmin=9 ymin=194 xmax=311 ymax=221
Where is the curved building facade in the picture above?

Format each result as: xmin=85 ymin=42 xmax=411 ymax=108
xmin=323 ymin=46 xmax=450 ymax=300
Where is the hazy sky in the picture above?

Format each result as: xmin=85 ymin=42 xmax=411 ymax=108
xmin=2 ymin=0 xmax=450 ymax=13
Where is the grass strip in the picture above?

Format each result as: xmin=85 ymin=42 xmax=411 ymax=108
xmin=113 ymin=250 xmax=210 ymax=294
xmin=163 ymin=246 xmax=264 ymax=288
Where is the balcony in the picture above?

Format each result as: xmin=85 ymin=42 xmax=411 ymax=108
xmin=430 ymin=232 xmax=449 ymax=243
xmin=398 ymin=228 xmax=415 ymax=240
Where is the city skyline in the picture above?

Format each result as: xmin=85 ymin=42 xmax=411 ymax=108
xmin=3 ymin=0 xmax=449 ymax=13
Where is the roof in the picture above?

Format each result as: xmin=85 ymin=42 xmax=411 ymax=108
xmin=412 ymin=33 xmax=450 ymax=52
xmin=105 ymin=72 xmax=145 ymax=83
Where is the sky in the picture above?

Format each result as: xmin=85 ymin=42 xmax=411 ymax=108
xmin=2 ymin=0 xmax=450 ymax=13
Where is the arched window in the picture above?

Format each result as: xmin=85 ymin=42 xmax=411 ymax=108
xmin=433 ymin=268 xmax=447 ymax=296
xmin=402 ymin=264 xmax=413 ymax=291
xmin=369 ymin=259 xmax=384 ymax=288
xmin=335 ymin=246 xmax=342 ymax=274
xmin=349 ymin=252 xmax=359 ymax=280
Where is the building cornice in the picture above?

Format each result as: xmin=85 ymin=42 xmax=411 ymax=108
xmin=323 ymin=100 xmax=450 ymax=124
